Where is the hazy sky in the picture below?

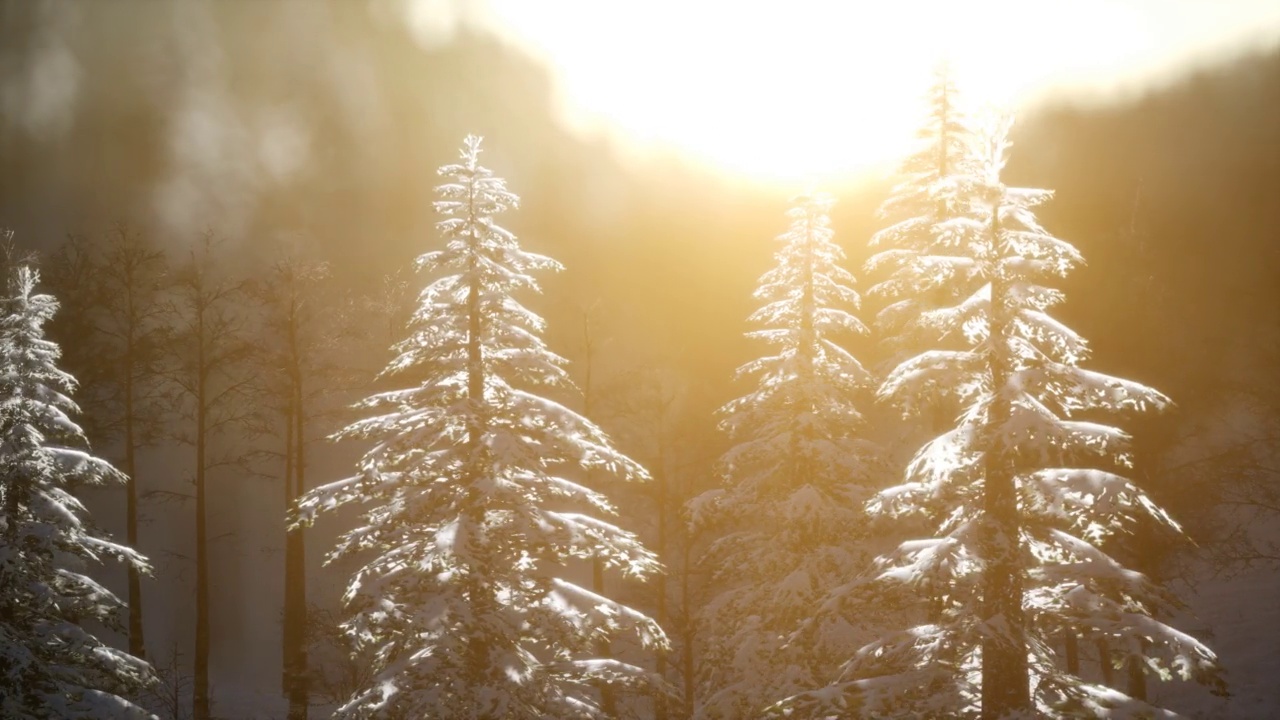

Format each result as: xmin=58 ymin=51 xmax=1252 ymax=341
xmin=468 ymin=0 xmax=1280 ymax=183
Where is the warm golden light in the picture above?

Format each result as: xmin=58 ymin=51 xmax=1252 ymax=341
xmin=486 ymin=0 xmax=1280 ymax=184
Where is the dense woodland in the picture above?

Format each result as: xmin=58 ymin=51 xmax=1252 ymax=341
xmin=1 ymin=3 xmax=1279 ymax=719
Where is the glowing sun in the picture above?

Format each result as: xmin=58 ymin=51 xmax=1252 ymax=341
xmin=485 ymin=0 xmax=1279 ymax=185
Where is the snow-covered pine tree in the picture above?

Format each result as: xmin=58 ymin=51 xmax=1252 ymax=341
xmin=867 ymin=64 xmax=983 ymax=364
xmin=847 ymin=64 xmax=989 ymax=633
xmin=295 ymin=136 xmax=667 ymax=719
xmin=0 ymin=265 xmax=156 ymax=719
xmin=689 ymin=192 xmax=877 ymax=718
xmin=777 ymin=117 xmax=1221 ymax=719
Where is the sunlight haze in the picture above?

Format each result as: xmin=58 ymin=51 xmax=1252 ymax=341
xmin=3 ymin=1 xmax=1280 ymax=717
xmin=484 ymin=0 xmax=1280 ymax=184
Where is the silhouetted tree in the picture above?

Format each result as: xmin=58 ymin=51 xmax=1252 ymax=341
xmin=601 ymin=362 xmax=708 ymax=720
xmin=164 ymin=234 xmax=255 ymax=720
xmin=45 ymin=223 xmax=171 ymax=661
xmin=250 ymin=248 xmax=357 ymax=720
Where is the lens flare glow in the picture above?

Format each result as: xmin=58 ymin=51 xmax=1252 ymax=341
xmin=485 ymin=0 xmax=1280 ymax=184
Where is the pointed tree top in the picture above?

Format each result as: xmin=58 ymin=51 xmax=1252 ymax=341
xmin=11 ymin=264 xmax=39 ymax=298
xmin=972 ymin=112 xmax=1020 ymax=193
xmin=4 ymin=266 xmax=59 ymax=333
xmin=461 ymin=134 xmax=485 ymax=164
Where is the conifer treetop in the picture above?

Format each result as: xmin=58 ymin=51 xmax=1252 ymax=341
xmin=296 ymin=138 xmax=666 ymax=719
xmin=866 ymin=68 xmax=987 ymax=351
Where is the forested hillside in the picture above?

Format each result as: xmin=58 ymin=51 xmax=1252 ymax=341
xmin=1012 ymin=47 xmax=1280 ymax=549
xmin=1010 ymin=49 xmax=1280 ymax=717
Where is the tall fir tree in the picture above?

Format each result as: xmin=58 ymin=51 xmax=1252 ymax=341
xmin=781 ymin=117 xmax=1221 ymax=719
xmin=690 ymin=192 xmax=877 ymax=718
xmin=867 ymin=64 xmax=983 ymax=366
xmin=857 ymin=65 xmax=989 ymax=631
xmin=0 ymin=264 xmax=156 ymax=719
xmin=296 ymin=136 xmax=667 ymax=719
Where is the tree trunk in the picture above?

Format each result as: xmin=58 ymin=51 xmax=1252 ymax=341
xmin=283 ymin=288 xmax=310 ymax=720
xmin=654 ymin=454 xmax=669 ymax=720
xmin=462 ymin=193 xmax=497 ymax=713
xmin=1126 ymin=645 xmax=1148 ymax=701
xmin=1065 ymin=632 xmax=1079 ymax=675
xmin=680 ymin=536 xmax=695 ymax=719
xmin=1097 ymin=639 xmax=1114 ymax=686
xmin=592 ymin=556 xmax=616 ymax=716
xmin=282 ymin=401 xmax=295 ymax=696
xmin=2 ymin=463 xmax=27 ymax=705
xmin=124 ymin=344 xmax=145 ymax=660
xmin=926 ymin=81 xmax=955 ymax=626
xmin=979 ymin=200 xmax=1030 ymax=720
xmin=1124 ymin=499 xmax=1156 ymax=702
xmin=286 ymin=374 xmax=309 ymax=720
xmin=581 ymin=317 xmax=617 ymax=717
xmin=194 ymin=357 xmax=211 ymax=720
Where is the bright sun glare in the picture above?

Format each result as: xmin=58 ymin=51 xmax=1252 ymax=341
xmin=485 ymin=0 xmax=1280 ymax=185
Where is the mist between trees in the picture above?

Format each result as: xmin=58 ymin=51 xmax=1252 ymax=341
xmin=1 ymin=41 xmax=1279 ymax=720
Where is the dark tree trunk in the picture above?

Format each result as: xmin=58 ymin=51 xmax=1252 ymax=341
xmin=194 ymin=349 xmax=211 ymax=720
xmin=1065 ymin=632 xmax=1080 ymax=675
xmin=282 ymin=397 xmax=310 ymax=719
xmin=654 ymin=453 xmax=669 ymax=720
xmin=979 ymin=200 xmax=1030 ymax=720
xmin=283 ymin=290 xmax=310 ymax=720
xmin=461 ymin=190 xmax=498 ymax=716
xmin=1097 ymin=638 xmax=1114 ymax=686
xmin=680 ymin=535 xmax=695 ymax=719
xmin=1124 ymin=476 xmax=1159 ymax=702
xmin=124 ymin=347 xmax=145 ymax=660
xmin=1127 ymin=646 xmax=1148 ymax=701
xmin=592 ymin=555 xmax=616 ymax=716
xmin=287 ymin=377 xmax=309 ymax=719
xmin=101 ymin=225 xmax=167 ymax=664
xmin=581 ymin=316 xmax=617 ymax=717
xmin=282 ymin=401 xmax=295 ymax=696
xmin=173 ymin=239 xmax=243 ymax=720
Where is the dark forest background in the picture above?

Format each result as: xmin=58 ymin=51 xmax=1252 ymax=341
xmin=1 ymin=1 xmax=1278 ymax=716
